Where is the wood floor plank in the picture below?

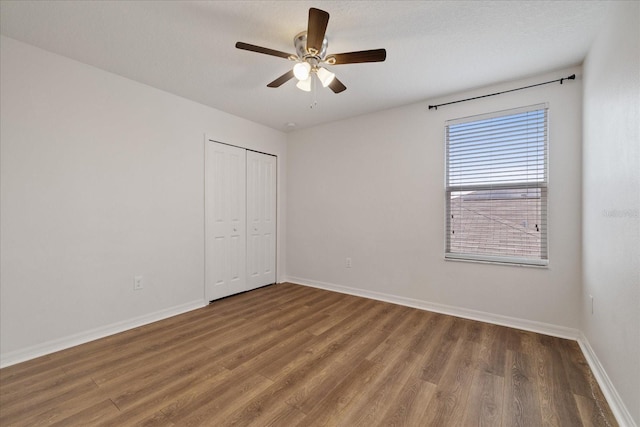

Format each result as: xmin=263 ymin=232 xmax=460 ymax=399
xmin=420 ymin=316 xmax=458 ymax=384
xmin=556 ymin=339 xmax=616 ymax=425
xmin=518 ymin=330 xmax=540 ymax=355
xmin=0 ymin=283 xmax=618 ymax=427
xmin=374 ymin=301 xmax=414 ymax=334
xmin=376 ymin=376 xmax=438 ymax=426
xmin=218 ymin=311 xmax=329 ymax=371
xmin=303 ymin=295 xmax=373 ymax=336
xmin=218 ymin=307 xmax=393 ymax=425
xmin=282 ymin=302 xmax=402 ymax=413
xmin=559 ymin=339 xmax=600 ymax=398
xmin=0 ymin=365 xmax=69 ymax=405
xmin=476 ymin=323 xmax=507 ymax=377
xmin=534 ymin=345 xmax=583 ymax=426
xmin=461 ymin=370 xmax=504 ymax=426
xmin=11 ymin=388 xmax=114 ymax=427
xmin=464 ymin=317 xmax=486 ymax=343
xmin=403 ymin=310 xmax=443 ymax=355
xmin=259 ymin=404 xmax=307 ymax=427
xmin=94 ymin=342 xmax=210 ymax=389
xmin=46 ymin=305 xmax=215 ymax=371
xmin=342 ymin=346 xmax=422 ymax=426
xmin=223 ymin=329 xmax=317 ymax=377
xmin=0 ymin=354 xmax=55 ymax=384
xmin=257 ymin=298 xmax=383 ymax=381
xmin=107 ymin=351 xmax=226 ymax=411
xmin=285 ymin=328 xmax=389 ymax=414
xmin=137 ymin=411 xmax=176 ymax=427
xmin=215 ymin=284 xmax=315 ymax=320
xmin=200 ymin=294 xmax=326 ymax=351
xmin=503 ymin=349 xmax=543 ymax=427
xmin=422 ymin=339 xmax=477 ymax=426
xmin=167 ymin=373 xmax=273 ymax=426
xmin=57 ymin=313 xmax=232 ymax=379
xmin=0 ymin=359 xmax=73 ymax=392
xmin=302 ymin=288 xmax=346 ymax=308
xmin=502 ymin=325 xmax=525 ymax=352
xmin=96 ymin=366 xmax=231 ymax=425
xmin=296 ymin=359 xmax=384 ymax=426
xmin=216 ymin=365 xmax=318 ymax=426
xmin=0 ymin=377 xmax=99 ymax=424
xmin=157 ymin=368 xmax=250 ymax=421
xmin=49 ymin=399 xmax=120 ymax=426
xmin=574 ymin=393 xmax=618 ymax=427
xmin=444 ymin=316 xmax=474 ymax=342
xmin=215 ymin=389 xmax=305 ymax=426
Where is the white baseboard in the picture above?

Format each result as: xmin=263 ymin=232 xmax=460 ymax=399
xmin=287 ymin=276 xmax=635 ymax=427
xmin=577 ymin=333 xmax=638 ymax=427
xmin=288 ymin=276 xmax=581 ymax=339
xmin=278 ymin=276 xmax=290 ymax=284
xmin=0 ymin=299 xmax=207 ymax=369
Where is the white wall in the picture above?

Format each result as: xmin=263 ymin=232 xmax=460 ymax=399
xmin=287 ymin=66 xmax=584 ymax=330
xmin=582 ymin=1 xmax=640 ymax=425
xmin=0 ymin=36 xmax=287 ymax=365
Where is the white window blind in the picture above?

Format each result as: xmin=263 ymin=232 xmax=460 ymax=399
xmin=445 ymin=104 xmax=548 ymax=266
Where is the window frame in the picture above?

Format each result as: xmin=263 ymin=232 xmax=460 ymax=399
xmin=444 ymin=103 xmax=549 ymax=267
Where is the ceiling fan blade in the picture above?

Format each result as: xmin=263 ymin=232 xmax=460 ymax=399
xmin=328 ymin=76 xmax=347 ymax=94
xmin=327 ymin=49 xmax=387 ymax=64
xmin=306 ymin=8 xmax=330 ymax=55
xmin=267 ymin=70 xmax=295 ymax=88
xmin=235 ymin=42 xmax=293 ymax=59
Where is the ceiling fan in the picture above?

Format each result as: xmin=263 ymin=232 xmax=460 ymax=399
xmin=235 ymin=7 xmax=386 ymax=94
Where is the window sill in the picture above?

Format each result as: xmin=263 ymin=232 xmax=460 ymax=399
xmin=445 ymin=254 xmax=549 ymax=269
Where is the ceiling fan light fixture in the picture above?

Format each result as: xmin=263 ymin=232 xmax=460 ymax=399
xmin=235 ymin=7 xmax=387 ymax=95
xmin=296 ymin=76 xmax=312 ymax=92
xmin=293 ymin=61 xmax=311 ymax=80
xmin=317 ymin=67 xmax=335 ymax=87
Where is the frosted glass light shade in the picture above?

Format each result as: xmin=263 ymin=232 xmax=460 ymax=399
xmin=296 ymin=77 xmax=312 ymax=92
xmin=293 ymin=62 xmax=311 ymax=80
xmin=316 ymin=67 xmax=335 ymax=87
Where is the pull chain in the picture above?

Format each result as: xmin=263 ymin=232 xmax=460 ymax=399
xmin=310 ymin=74 xmax=318 ymax=109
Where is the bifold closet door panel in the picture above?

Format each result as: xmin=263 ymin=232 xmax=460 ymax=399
xmin=205 ymin=142 xmax=247 ymax=301
xmin=246 ymin=151 xmax=277 ymax=290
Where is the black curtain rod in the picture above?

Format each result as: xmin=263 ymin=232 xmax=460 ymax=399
xmin=428 ymin=74 xmax=575 ymax=110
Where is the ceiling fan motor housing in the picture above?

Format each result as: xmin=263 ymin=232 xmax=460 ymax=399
xmin=294 ymin=31 xmax=328 ymax=61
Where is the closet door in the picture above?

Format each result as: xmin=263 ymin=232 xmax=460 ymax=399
xmin=246 ymin=151 xmax=277 ymax=290
xmin=205 ymin=142 xmax=246 ymax=301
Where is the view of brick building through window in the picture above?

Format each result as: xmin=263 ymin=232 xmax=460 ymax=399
xmin=449 ymin=188 xmax=544 ymax=258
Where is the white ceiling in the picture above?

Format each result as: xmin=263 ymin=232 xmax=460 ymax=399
xmin=0 ymin=0 xmax=610 ymax=132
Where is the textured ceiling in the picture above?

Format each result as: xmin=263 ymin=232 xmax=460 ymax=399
xmin=0 ymin=1 xmax=610 ymax=131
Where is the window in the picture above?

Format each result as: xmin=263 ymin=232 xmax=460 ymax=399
xmin=445 ymin=104 xmax=548 ymax=266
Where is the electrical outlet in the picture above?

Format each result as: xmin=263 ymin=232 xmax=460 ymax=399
xmin=590 ymin=295 xmax=594 ymax=314
xmin=346 ymin=257 xmax=352 ymax=268
xmin=134 ymin=275 xmax=143 ymax=291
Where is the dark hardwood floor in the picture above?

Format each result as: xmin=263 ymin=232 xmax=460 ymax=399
xmin=0 ymin=283 xmax=617 ymax=426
